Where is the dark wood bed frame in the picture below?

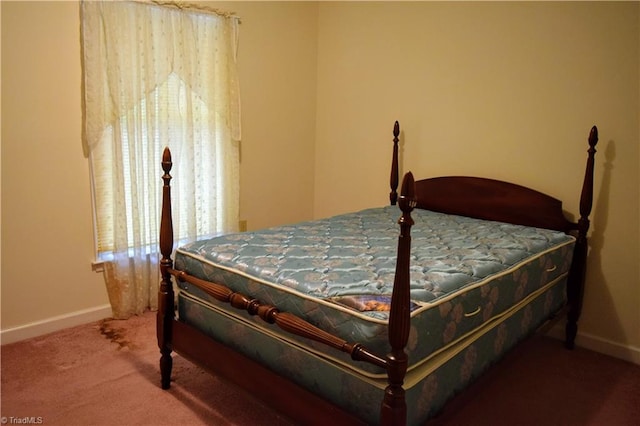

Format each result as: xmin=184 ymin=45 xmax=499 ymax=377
xmin=157 ymin=122 xmax=598 ymax=425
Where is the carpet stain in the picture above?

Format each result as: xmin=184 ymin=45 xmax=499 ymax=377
xmin=99 ymin=320 xmax=138 ymax=350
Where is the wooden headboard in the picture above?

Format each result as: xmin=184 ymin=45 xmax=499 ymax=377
xmin=389 ymin=122 xmax=598 ymax=234
xmin=414 ymin=176 xmax=574 ymax=232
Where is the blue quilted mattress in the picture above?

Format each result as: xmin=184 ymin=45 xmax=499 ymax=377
xmin=174 ymin=206 xmax=575 ymax=375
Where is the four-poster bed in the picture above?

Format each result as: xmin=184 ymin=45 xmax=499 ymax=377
xmin=157 ymin=121 xmax=598 ymax=425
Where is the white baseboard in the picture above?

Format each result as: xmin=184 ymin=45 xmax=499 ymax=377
xmin=0 ymin=304 xmax=113 ymax=345
xmin=546 ymin=323 xmax=640 ymax=366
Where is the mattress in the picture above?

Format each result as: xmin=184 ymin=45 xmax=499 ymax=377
xmin=178 ymin=269 xmax=568 ymax=425
xmin=175 ymin=206 xmax=575 ymax=375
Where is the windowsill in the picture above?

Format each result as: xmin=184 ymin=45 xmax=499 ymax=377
xmin=90 ymin=232 xmax=232 ymax=273
xmin=92 ymin=260 xmax=106 ymax=273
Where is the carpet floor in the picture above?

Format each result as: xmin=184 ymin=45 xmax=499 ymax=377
xmin=1 ymin=311 xmax=639 ymax=425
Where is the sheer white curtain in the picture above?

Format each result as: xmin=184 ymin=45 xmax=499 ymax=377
xmin=82 ymin=1 xmax=240 ymax=319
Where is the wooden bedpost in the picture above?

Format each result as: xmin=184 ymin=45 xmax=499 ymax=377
xmin=566 ymin=125 xmax=598 ymax=349
xmin=158 ymin=147 xmax=175 ymax=389
xmin=390 ymin=121 xmax=400 ymax=205
xmin=381 ymin=172 xmax=416 ymax=426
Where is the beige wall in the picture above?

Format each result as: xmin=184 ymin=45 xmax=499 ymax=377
xmin=2 ymin=1 xmax=638 ymax=361
xmin=2 ymin=1 xmax=109 ymax=328
xmin=214 ymin=1 xmax=318 ymax=231
xmin=314 ymin=2 xmax=639 ymax=358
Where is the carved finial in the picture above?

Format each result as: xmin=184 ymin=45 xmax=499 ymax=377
xmin=390 ymin=121 xmax=401 ymax=206
xmin=162 ymin=147 xmax=172 ymax=173
xmin=588 ymin=125 xmax=598 ymax=149
xmin=398 ymin=172 xmax=416 ymax=214
xmin=162 ymin=147 xmax=173 ymax=187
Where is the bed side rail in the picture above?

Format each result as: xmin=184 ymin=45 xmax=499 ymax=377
xmin=168 ymin=268 xmax=388 ymax=369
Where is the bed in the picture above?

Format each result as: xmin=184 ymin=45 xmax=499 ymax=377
xmin=157 ymin=121 xmax=598 ymax=425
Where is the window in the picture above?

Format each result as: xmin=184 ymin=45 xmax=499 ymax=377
xmin=82 ymin=1 xmax=240 ymax=318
